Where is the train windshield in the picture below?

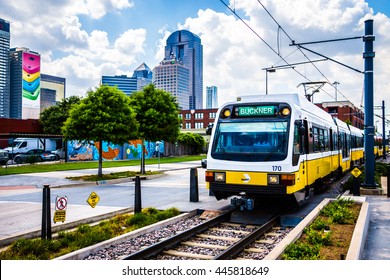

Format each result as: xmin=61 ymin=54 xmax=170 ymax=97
xmin=211 ymin=120 xmax=289 ymax=162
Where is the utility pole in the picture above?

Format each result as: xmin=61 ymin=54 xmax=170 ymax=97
xmin=363 ymin=19 xmax=376 ymax=188
xmin=290 ymin=20 xmax=376 ymax=187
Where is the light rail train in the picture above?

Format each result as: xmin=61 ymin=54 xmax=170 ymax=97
xmin=205 ymin=93 xmax=364 ymax=207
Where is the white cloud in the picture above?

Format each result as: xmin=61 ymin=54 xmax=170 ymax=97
xmin=1 ymin=0 xmax=389 ymax=118
xmin=61 ymin=16 xmax=89 ymax=48
xmin=175 ymin=0 xmax=388 ymax=110
xmin=115 ymin=29 xmax=147 ymax=55
xmin=63 ymin=0 xmax=134 ymax=19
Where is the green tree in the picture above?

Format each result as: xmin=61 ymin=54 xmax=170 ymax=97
xmin=62 ymin=85 xmax=139 ymax=177
xmin=39 ymin=96 xmax=82 ymax=134
xmin=129 ymin=84 xmax=181 ymax=173
xmin=177 ymin=132 xmax=206 ymax=154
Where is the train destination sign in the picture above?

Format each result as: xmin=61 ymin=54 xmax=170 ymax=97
xmin=237 ymin=106 xmax=275 ymax=117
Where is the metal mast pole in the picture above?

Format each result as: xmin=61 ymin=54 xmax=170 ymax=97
xmin=363 ymin=19 xmax=376 ymax=188
xmin=383 ymin=100 xmax=386 ymax=159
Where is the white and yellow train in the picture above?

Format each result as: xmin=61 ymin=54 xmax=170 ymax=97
xmin=205 ymin=93 xmax=364 ymax=206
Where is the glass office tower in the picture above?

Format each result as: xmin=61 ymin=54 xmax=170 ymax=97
xmin=101 ymin=63 xmax=152 ymax=95
xmin=0 ymin=18 xmax=10 ymax=118
xmin=206 ymin=86 xmax=218 ymax=109
xmin=165 ymin=30 xmax=203 ymax=109
xmin=153 ymin=56 xmax=190 ymax=110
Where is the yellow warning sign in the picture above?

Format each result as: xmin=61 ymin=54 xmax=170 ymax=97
xmin=53 ymin=210 xmax=66 ymax=223
xmin=351 ymin=167 xmax=362 ymax=178
xmin=87 ymin=191 xmax=100 ymax=208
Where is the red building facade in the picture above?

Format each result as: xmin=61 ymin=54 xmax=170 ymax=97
xmin=316 ymin=101 xmax=364 ymax=129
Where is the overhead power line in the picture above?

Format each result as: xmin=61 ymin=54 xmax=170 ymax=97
xmin=219 ymin=0 xmax=323 ymax=92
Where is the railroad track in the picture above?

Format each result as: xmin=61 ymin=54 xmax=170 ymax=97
xmin=122 ymin=208 xmax=291 ymax=260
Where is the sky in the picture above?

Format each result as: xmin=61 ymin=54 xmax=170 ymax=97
xmin=1 ymin=0 xmax=390 ymax=133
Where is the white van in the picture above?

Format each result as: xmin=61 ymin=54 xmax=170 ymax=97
xmin=5 ymin=138 xmax=57 ymax=156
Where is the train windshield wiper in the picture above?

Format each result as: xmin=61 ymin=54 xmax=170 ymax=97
xmin=264 ymin=138 xmax=286 ymax=162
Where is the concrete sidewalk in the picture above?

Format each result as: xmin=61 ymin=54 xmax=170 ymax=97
xmin=0 ymin=161 xmax=229 ymax=245
xmin=0 ymin=160 xmax=202 ymax=188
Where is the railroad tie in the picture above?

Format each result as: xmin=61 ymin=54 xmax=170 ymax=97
xmin=244 ymin=247 xmax=265 ymax=253
xmin=163 ymin=250 xmax=214 ymax=260
xmin=181 ymin=241 xmax=229 ymax=250
xmin=197 ymin=234 xmax=240 ymax=242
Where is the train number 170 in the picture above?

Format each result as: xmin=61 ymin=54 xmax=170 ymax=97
xmin=272 ymin=166 xmax=282 ymax=171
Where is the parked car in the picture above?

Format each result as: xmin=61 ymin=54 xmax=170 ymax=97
xmin=13 ymin=149 xmax=57 ymax=164
xmin=0 ymin=149 xmax=9 ymax=165
xmin=51 ymin=148 xmax=65 ymax=160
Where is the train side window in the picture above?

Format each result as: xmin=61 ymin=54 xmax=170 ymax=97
xmin=324 ymin=129 xmax=329 ymax=151
xmin=333 ymin=132 xmax=338 ymax=151
xmin=293 ymin=121 xmax=304 ymax=155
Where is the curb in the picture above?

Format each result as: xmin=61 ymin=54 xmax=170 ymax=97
xmin=0 ymin=207 xmax=134 ymax=247
xmin=48 ymin=173 xmax=166 ymax=189
xmin=55 ymin=210 xmax=199 ymax=260
xmin=264 ymin=196 xmax=369 ymax=260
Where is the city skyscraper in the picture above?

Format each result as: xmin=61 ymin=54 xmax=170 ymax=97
xmin=206 ymin=85 xmax=218 ymax=109
xmin=101 ymin=62 xmax=152 ymax=95
xmin=0 ymin=18 xmax=10 ymax=118
xmin=153 ymin=55 xmax=190 ymax=109
xmin=164 ymin=30 xmax=203 ymax=109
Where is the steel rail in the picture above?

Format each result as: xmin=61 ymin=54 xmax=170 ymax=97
xmin=213 ymin=214 xmax=280 ymax=260
xmin=121 ymin=208 xmax=235 ymax=260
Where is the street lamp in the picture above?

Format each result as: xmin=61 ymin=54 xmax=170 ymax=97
xmin=265 ymin=68 xmax=276 ymax=95
xmin=262 ymin=66 xmax=294 ymax=95
xmin=262 ymin=59 xmax=325 ymax=95
xmin=333 ymin=81 xmax=340 ymax=101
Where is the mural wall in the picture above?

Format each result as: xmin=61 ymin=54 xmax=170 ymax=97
xmin=67 ymin=140 xmax=164 ymax=162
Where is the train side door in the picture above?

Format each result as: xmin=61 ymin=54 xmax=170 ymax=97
xmin=293 ymin=120 xmax=309 ymax=188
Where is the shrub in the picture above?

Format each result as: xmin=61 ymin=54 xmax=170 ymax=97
xmin=283 ymin=242 xmax=320 ymax=260
xmin=0 ymin=207 xmax=181 ymax=260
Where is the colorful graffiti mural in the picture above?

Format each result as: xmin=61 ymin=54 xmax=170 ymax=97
xmin=67 ymin=140 xmax=164 ymax=162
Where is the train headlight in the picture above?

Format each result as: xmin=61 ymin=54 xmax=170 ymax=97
xmin=268 ymin=174 xmax=280 ymax=185
xmin=222 ymin=108 xmax=231 ymax=118
xmin=215 ymin=172 xmax=226 ymax=182
xmin=281 ymin=107 xmax=291 ymax=117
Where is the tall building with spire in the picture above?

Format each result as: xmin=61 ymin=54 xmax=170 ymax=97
xmin=0 ymin=18 xmax=10 ymax=118
xmin=164 ymin=30 xmax=203 ymax=109
xmin=132 ymin=62 xmax=153 ymax=90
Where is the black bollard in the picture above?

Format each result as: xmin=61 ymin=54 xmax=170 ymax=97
xmin=134 ymin=176 xmax=142 ymax=213
xmin=190 ymin=168 xmax=199 ymax=202
xmin=41 ymin=184 xmax=52 ymax=240
xmin=353 ymin=177 xmax=361 ymax=196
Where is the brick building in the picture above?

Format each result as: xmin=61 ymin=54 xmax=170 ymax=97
xmin=316 ymin=101 xmax=364 ymax=129
xmin=179 ymin=108 xmax=218 ymax=130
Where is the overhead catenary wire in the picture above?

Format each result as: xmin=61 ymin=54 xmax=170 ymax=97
xmin=220 ymin=0 xmax=336 ymax=100
xmin=255 ymin=0 xmax=353 ymax=102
